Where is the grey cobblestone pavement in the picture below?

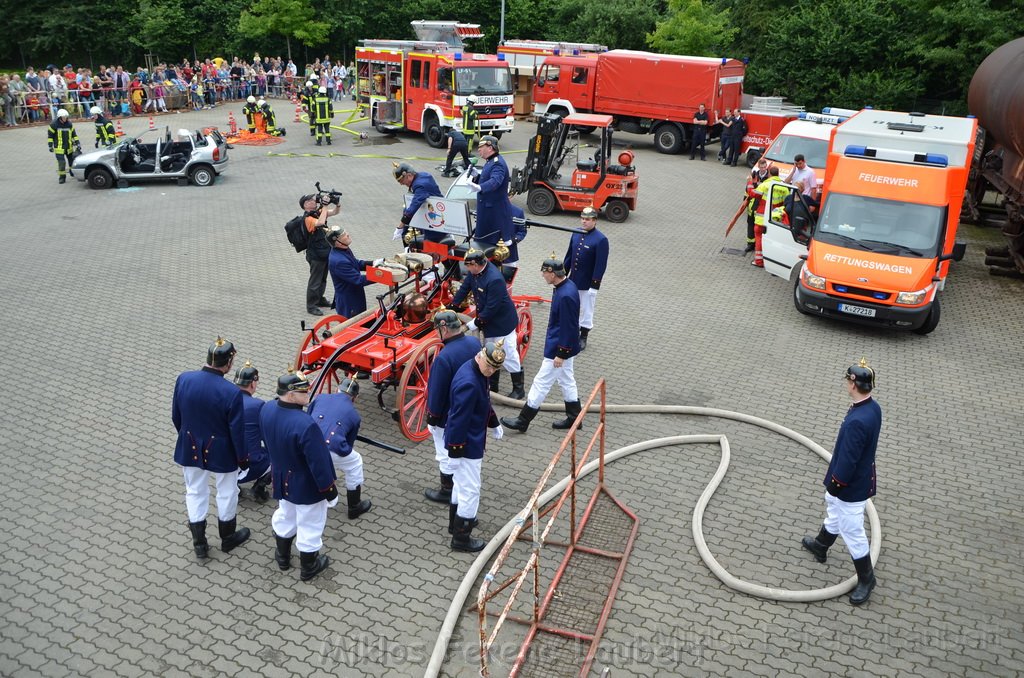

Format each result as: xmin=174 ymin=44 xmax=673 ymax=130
xmin=1 ymin=105 xmax=1022 ymax=677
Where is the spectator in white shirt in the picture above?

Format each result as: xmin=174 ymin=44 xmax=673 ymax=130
xmin=785 ymin=154 xmax=818 ymax=207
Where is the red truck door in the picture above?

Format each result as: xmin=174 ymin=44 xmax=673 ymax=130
xmin=562 ymin=63 xmax=593 ymax=112
xmin=405 ymin=56 xmax=432 ymax=132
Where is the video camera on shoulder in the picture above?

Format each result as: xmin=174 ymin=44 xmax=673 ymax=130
xmin=315 ymin=181 xmax=342 ymax=206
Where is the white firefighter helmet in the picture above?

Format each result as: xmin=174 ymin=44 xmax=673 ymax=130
xmin=466 ymin=95 xmax=477 ymax=104
xmin=57 ymin=108 xmax=69 ymax=119
xmin=318 ymin=86 xmax=327 ymax=94
xmin=247 ymin=95 xmax=256 ymax=104
xmin=257 ymin=99 xmax=266 ymax=107
xmin=178 ymin=129 xmax=191 ymax=140
xmin=306 ymin=80 xmax=314 ymax=88
xmin=90 ymin=106 xmax=102 ymax=116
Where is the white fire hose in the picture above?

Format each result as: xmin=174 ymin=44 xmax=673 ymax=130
xmin=424 ymin=401 xmax=882 ymax=677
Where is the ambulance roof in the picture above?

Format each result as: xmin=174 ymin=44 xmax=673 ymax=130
xmin=834 ymin=110 xmax=976 ymax=168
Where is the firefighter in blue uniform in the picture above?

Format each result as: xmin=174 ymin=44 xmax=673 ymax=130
xmin=503 ymin=254 xmax=582 ymax=433
xmin=801 ymin=359 xmax=882 ymax=605
xmin=445 ymin=342 xmax=506 ymax=552
xmin=259 ymin=370 xmax=339 ymax=581
xmin=90 ymin=106 xmax=116 ymax=148
xmin=326 ymin=227 xmax=380 ymax=319
xmin=47 ymin=108 xmax=80 ymax=184
xmin=466 ymin=135 xmax=513 ymax=251
xmin=172 ymin=338 xmax=252 ymax=560
xmin=424 ymin=309 xmax=481 ymax=504
xmin=233 ymin=360 xmax=272 ymax=502
xmin=313 ymin=86 xmax=333 ymax=146
xmin=393 ymin=162 xmax=446 ymax=243
xmin=564 ymin=206 xmax=609 ymax=351
xmin=451 ymin=247 xmax=524 ymax=399
xmin=308 ymin=378 xmax=372 ymax=520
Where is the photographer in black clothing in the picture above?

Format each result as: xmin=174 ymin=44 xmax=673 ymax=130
xmin=300 ymin=190 xmax=340 ymax=315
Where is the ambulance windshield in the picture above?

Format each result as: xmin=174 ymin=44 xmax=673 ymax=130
xmin=816 ymin=193 xmax=944 ymax=256
xmin=765 ymin=134 xmax=828 ymax=168
xmin=455 ymin=66 xmax=513 ymax=95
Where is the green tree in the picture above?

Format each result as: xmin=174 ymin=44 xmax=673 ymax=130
xmin=647 ymin=0 xmax=737 ymax=56
xmin=238 ymin=0 xmax=332 ymax=61
xmin=546 ymin=0 xmax=664 ymax=51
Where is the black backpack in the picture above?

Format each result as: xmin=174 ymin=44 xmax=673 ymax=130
xmin=284 ymin=214 xmax=309 ymax=253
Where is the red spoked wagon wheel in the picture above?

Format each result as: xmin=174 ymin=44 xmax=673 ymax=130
xmin=293 ymin=314 xmax=347 ymax=371
xmin=516 ymin=307 xmax=533 ymax=362
xmin=396 ymin=336 xmax=442 ymax=442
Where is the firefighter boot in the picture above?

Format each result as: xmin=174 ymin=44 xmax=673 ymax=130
xmin=59 ymin=175 xmax=66 ymax=184
xmin=849 ymin=555 xmax=877 ymax=605
xmin=218 ymin=518 xmax=251 ymax=553
xmin=346 ymin=485 xmax=372 ymax=520
xmin=801 ymin=525 xmax=838 ymax=563
xmin=252 ymin=473 xmax=271 ymax=502
xmin=451 ymin=517 xmax=486 ymax=553
xmin=507 ymin=371 xmax=526 ymax=400
xmin=424 ymin=473 xmax=454 ymax=504
xmin=448 ymin=504 xmax=478 ymax=534
xmin=579 ymin=328 xmax=590 ymax=352
xmin=489 ymin=371 xmax=501 ymax=394
xmin=274 ymin=533 xmax=295 ymax=570
xmin=299 ymin=550 xmax=330 ymax=581
xmin=188 ymin=520 xmax=209 ymax=559
xmin=552 ymin=401 xmax=583 ymax=430
xmin=501 ymin=405 xmax=539 ymax=433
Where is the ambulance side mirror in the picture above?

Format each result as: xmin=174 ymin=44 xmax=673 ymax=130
xmin=941 ymin=241 xmax=967 ymax=262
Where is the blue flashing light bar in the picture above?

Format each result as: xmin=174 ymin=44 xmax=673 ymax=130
xmin=454 ymin=53 xmax=462 ymax=60
xmin=497 ymin=53 xmax=505 ymax=61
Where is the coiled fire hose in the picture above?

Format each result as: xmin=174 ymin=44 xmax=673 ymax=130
xmin=424 ymin=400 xmax=882 ymax=677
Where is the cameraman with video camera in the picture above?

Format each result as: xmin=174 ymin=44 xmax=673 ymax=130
xmin=300 ymin=187 xmax=341 ymax=316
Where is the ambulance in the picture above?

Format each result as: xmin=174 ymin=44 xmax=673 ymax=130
xmin=764 ymin=109 xmax=975 ymax=335
xmin=755 ymin=108 xmax=857 ymax=186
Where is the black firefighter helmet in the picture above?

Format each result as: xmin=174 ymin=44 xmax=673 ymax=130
xmin=277 ymin=369 xmax=311 ymax=395
xmin=233 ymin=360 xmax=259 ymax=386
xmin=845 ymin=358 xmax=876 ymax=392
xmin=540 ymin=251 xmax=566 ymax=276
xmin=339 ymin=377 xmax=359 ymax=398
xmin=480 ymin=341 xmax=507 ymax=368
xmin=207 ymin=337 xmax=236 ymax=367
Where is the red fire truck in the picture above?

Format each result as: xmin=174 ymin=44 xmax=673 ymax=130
xmin=532 ymin=50 xmax=745 ymax=154
xmin=356 ymin=20 xmax=515 ymax=148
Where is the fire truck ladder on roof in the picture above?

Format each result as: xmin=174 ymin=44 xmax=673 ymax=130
xmin=501 ymin=39 xmax=608 ymax=54
xmin=476 ymin=379 xmax=639 ymax=678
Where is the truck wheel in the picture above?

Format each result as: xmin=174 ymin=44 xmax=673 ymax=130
xmin=653 ymin=124 xmax=683 ymax=154
xmin=604 ymin=199 xmax=629 ymax=223
xmin=745 ymin=149 xmax=762 ymax=168
xmin=189 ymin=165 xmax=215 ymax=187
xmin=792 ymin=273 xmax=811 ymax=315
xmin=527 ymin=187 xmax=557 ymax=216
xmin=912 ymin=298 xmax=941 ymax=335
xmin=423 ymin=115 xmax=445 ymax=148
xmin=572 ymin=125 xmax=596 ymax=135
xmin=87 ymin=167 xmax=113 ymax=190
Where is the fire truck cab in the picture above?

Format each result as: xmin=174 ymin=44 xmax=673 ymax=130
xmin=356 ymin=21 xmax=515 ymax=148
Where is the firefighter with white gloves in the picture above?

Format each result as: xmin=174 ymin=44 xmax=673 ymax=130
xmin=564 ymin=205 xmax=609 ymax=351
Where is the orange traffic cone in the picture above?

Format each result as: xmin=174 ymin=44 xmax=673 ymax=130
xmin=228 ymin=111 xmax=237 ymax=135
xmin=148 ymin=116 xmax=156 ymax=131
xmin=114 ymin=119 xmax=125 ymax=137
xmin=294 ymin=104 xmax=302 ymax=123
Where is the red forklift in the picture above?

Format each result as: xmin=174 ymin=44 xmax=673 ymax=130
xmin=509 ymin=112 xmax=639 ymax=222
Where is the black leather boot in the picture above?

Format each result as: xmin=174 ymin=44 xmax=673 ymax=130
xmin=552 ymin=401 xmax=583 ymax=430
xmin=218 ymin=518 xmax=251 ymax=553
xmin=188 ymin=520 xmax=209 ymax=559
xmin=346 ymin=485 xmax=372 ymax=519
xmin=252 ymin=473 xmax=271 ymax=502
xmin=501 ymin=405 xmax=539 ymax=433
xmin=424 ymin=473 xmax=454 ymax=503
xmin=274 ymin=534 xmax=295 ymax=570
xmin=448 ymin=503 xmax=478 ymax=534
xmin=450 ymin=516 xmax=486 ymax=552
xmin=507 ymin=371 xmax=526 ymax=400
xmin=579 ymin=328 xmax=590 ymax=351
xmin=850 ymin=555 xmax=876 ymax=605
xmin=801 ymin=526 xmax=838 ymax=563
xmin=299 ymin=550 xmax=330 ymax=581
xmin=489 ymin=371 xmax=501 ymax=393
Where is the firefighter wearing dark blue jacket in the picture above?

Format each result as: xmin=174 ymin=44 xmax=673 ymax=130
xmin=801 ymin=359 xmax=882 ymax=606
xmin=172 ymin=338 xmax=251 ymax=560
xmin=445 ymin=342 xmax=505 ymax=552
xmin=233 ymin=361 xmax=272 ymax=502
xmin=259 ymin=370 xmax=338 ymax=581
xmin=308 ymin=378 xmax=372 ymax=521
xmin=424 ymin=309 xmax=481 ymax=504
xmin=47 ymin=108 xmax=80 ymax=184
xmin=466 ymin=135 xmax=513 ymax=250
xmin=394 ymin=162 xmax=446 ymax=243
xmin=451 ymin=248 xmax=524 ymax=400
xmin=564 ymin=206 xmax=609 ymax=351
xmin=90 ymin=106 xmax=116 ymax=148
xmin=502 ymin=255 xmax=582 ymax=434
xmin=327 ymin=227 xmax=379 ymax=319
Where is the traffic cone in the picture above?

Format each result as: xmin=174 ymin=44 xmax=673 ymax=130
xmin=228 ymin=111 xmax=237 ymax=135
xmin=294 ymin=104 xmax=302 ymax=123
xmin=114 ymin=119 xmax=125 ymax=137
xmin=148 ymin=116 xmax=156 ymax=131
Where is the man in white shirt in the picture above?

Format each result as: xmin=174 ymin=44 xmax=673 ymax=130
xmin=785 ymin=154 xmax=818 ymax=207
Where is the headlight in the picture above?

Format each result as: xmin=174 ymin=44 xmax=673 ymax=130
xmin=802 ymin=267 xmax=826 ymax=290
xmin=896 ymin=286 xmax=932 ymax=305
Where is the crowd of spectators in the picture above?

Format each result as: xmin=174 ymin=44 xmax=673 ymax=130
xmin=0 ymin=54 xmax=356 ymax=128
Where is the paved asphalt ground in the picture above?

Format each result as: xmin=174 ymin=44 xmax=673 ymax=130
xmin=0 ymin=105 xmax=1022 ymax=678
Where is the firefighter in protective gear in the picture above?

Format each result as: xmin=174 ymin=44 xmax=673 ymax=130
xmin=313 ymin=86 xmax=333 ymax=146
xmin=751 ymin=166 xmax=785 ymax=268
xmin=462 ymin=95 xmax=479 ymax=150
xmin=259 ymin=98 xmax=283 ymax=136
xmin=90 ymin=106 xmax=116 ymax=148
xmin=242 ymin=95 xmax=259 ymax=133
xmin=744 ymin=158 xmax=771 ymax=253
xmin=48 ymin=109 xmax=80 ymax=184
xmin=302 ymin=80 xmax=317 ymax=137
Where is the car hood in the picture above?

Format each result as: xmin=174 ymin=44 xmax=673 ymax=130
xmin=72 ymin=146 xmax=118 ymax=165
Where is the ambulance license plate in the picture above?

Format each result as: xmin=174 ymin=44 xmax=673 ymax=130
xmin=838 ymin=303 xmax=876 ymax=318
